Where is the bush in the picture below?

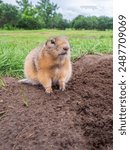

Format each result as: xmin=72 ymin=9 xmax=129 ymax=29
xmin=3 ymin=24 xmax=17 ymax=30
xmin=97 ymin=16 xmax=113 ymax=30
xmin=0 ymin=3 xmax=19 ymax=28
xmin=71 ymin=15 xmax=113 ymax=30
xmin=17 ymin=15 xmax=42 ymax=29
xmin=49 ymin=13 xmax=69 ymax=29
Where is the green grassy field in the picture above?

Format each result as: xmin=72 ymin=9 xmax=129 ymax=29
xmin=0 ymin=29 xmax=113 ymax=78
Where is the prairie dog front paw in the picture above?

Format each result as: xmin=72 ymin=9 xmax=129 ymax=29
xmin=45 ymin=87 xmax=53 ymax=94
xmin=59 ymin=81 xmax=66 ymax=91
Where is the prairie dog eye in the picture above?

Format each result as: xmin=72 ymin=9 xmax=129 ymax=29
xmin=51 ymin=39 xmax=55 ymax=44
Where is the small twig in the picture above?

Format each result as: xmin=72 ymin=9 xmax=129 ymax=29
xmin=19 ymin=88 xmax=29 ymax=107
xmin=0 ymin=111 xmax=7 ymax=121
xmin=0 ymin=111 xmax=6 ymax=116
xmin=23 ymin=96 xmax=29 ymax=107
xmin=0 ymin=78 xmax=6 ymax=88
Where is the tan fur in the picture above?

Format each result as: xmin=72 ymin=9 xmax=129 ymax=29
xmin=19 ymin=36 xmax=72 ymax=93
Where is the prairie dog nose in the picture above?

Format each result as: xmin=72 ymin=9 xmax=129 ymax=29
xmin=63 ymin=46 xmax=69 ymax=51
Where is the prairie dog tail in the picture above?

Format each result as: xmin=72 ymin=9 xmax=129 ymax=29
xmin=18 ymin=79 xmax=39 ymax=85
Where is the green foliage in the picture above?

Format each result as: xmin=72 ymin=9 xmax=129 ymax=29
xmin=71 ymin=15 xmax=87 ymax=29
xmin=36 ymin=0 xmax=59 ymax=28
xmin=50 ymin=13 xmax=69 ymax=29
xmin=18 ymin=15 xmax=42 ymax=29
xmin=98 ymin=16 xmax=113 ymax=30
xmin=0 ymin=0 xmax=113 ymax=30
xmin=16 ymin=0 xmax=42 ymax=29
xmin=0 ymin=3 xmax=19 ymax=28
xmin=16 ymin=0 xmax=31 ymax=12
xmin=0 ymin=29 xmax=113 ymax=78
xmin=71 ymin=15 xmax=113 ymax=30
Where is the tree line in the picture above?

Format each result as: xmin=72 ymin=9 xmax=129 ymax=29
xmin=0 ymin=0 xmax=113 ymax=30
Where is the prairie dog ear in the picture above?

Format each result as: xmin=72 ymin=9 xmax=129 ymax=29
xmin=50 ymin=38 xmax=56 ymax=44
xmin=45 ymin=37 xmax=56 ymax=46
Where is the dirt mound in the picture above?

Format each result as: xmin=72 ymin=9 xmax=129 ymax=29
xmin=0 ymin=55 xmax=113 ymax=150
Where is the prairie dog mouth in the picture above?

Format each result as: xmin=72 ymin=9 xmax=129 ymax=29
xmin=59 ymin=52 xmax=67 ymax=55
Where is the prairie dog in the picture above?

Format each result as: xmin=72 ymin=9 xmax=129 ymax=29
xmin=19 ymin=36 xmax=72 ymax=93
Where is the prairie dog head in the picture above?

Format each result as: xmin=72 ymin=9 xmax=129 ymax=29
xmin=45 ymin=36 xmax=70 ymax=58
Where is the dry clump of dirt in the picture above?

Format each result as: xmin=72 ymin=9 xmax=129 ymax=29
xmin=0 ymin=55 xmax=113 ymax=150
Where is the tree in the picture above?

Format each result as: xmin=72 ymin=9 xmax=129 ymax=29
xmin=16 ymin=0 xmax=42 ymax=29
xmin=98 ymin=16 xmax=113 ymax=30
xmin=84 ymin=16 xmax=99 ymax=30
xmin=50 ymin=13 xmax=69 ymax=29
xmin=0 ymin=3 xmax=19 ymax=28
xmin=71 ymin=15 xmax=87 ymax=29
xmin=71 ymin=15 xmax=113 ymax=30
xmin=16 ymin=0 xmax=31 ymax=12
xmin=36 ymin=0 xmax=59 ymax=28
xmin=107 ymin=17 xmax=113 ymax=30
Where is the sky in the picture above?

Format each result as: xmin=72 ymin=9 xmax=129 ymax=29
xmin=3 ymin=0 xmax=113 ymax=20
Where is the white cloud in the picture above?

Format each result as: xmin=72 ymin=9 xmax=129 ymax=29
xmin=3 ymin=0 xmax=113 ymax=19
xmin=52 ymin=0 xmax=113 ymax=19
xmin=3 ymin=0 xmax=17 ymax=5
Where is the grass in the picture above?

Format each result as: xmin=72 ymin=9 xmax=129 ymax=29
xmin=0 ymin=78 xmax=6 ymax=88
xmin=0 ymin=29 xmax=113 ymax=78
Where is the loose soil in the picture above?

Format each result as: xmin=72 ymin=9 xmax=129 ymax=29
xmin=0 ymin=55 xmax=113 ymax=150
